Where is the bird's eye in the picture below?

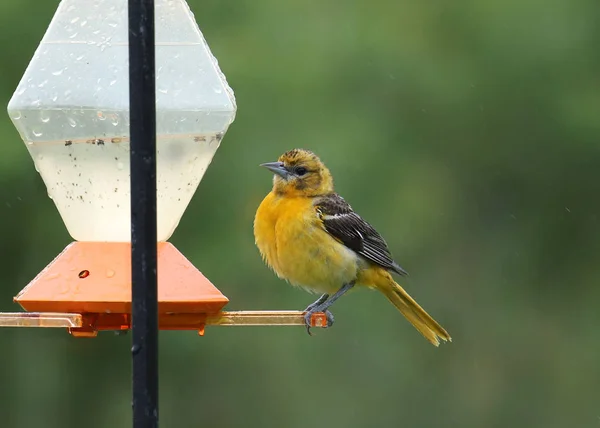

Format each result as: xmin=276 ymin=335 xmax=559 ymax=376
xmin=295 ymin=166 xmax=308 ymax=176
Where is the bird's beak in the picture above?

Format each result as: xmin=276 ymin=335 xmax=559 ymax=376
xmin=260 ymin=161 xmax=289 ymax=179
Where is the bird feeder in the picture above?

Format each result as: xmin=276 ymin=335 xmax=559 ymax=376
xmin=0 ymin=0 xmax=327 ymax=337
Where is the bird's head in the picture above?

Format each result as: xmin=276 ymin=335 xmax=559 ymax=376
xmin=260 ymin=149 xmax=334 ymax=197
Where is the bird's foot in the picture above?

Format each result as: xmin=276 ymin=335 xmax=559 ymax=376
xmin=304 ymin=308 xmax=334 ymax=336
xmin=302 ymin=283 xmax=354 ymax=335
xmin=324 ymin=309 xmax=334 ymax=327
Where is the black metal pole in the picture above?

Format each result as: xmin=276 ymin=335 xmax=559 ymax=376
xmin=128 ymin=0 xmax=158 ymax=427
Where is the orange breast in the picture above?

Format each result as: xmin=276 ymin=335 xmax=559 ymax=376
xmin=254 ymin=192 xmax=359 ymax=293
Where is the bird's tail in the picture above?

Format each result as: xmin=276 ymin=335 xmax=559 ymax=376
xmin=374 ymin=271 xmax=451 ymax=346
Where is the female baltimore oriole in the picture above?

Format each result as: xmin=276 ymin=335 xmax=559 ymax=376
xmin=253 ymin=149 xmax=451 ymax=346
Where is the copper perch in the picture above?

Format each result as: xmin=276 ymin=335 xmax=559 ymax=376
xmin=0 ymin=310 xmax=329 ymax=337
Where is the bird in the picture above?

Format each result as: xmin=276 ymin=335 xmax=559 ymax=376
xmin=253 ymin=148 xmax=451 ymax=346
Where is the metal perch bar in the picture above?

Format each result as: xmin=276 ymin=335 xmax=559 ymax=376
xmin=205 ymin=311 xmax=327 ymax=326
xmin=0 ymin=311 xmax=329 ymax=330
xmin=0 ymin=312 xmax=83 ymax=328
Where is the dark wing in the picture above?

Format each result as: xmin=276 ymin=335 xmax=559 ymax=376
xmin=315 ymin=193 xmax=408 ymax=276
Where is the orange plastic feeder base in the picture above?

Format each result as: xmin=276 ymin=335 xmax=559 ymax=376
xmin=14 ymin=242 xmax=229 ymax=315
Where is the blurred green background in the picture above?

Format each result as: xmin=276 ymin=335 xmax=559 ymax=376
xmin=1 ymin=0 xmax=600 ymax=427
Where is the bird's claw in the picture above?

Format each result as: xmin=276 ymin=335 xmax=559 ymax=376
xmin=324 ymin=309 xmax=334 ymax=327
xmin=304 ymin=312 xmax=314 ymax=336
xmin=303 ymin=308 xmax=335 ymax=335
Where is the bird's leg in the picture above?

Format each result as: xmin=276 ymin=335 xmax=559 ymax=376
xmin=315 ymin=282 xmax=355 ymax=312
xmin=304 ymin=293 xmax=329 ymax=312
xmin=303 ymin=282 xmax=355 ymax=335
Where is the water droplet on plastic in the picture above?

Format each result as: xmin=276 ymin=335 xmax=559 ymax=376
xmin=117 ymin=162 xmax=124 ymax=170
xmin=26 ymin=141 xmax=34 ymax=146
xmin=108 ymin=22 xmax=117 ymax=28
xmin=106 ymin=269 xmax=115 ymax=278
xmin=109 ymin=79 xmax=117 ymax=86
xmin=97 ymin=111 xmax=106 ymax=121
xmin=68 ymin=117 xmax=77 ymax=127
xmin=80 ymin=20 xmax=87 ymax=27
xmin=214 ymin=87 xmax=223 ymax=94
xmin=32 ymin=129 xmax=43 ymax=137
xmin=110 ymin=115 xmax=119 ymax=126
xmin=158 ymin=88 xmax=168 ymax=94
xmin=69 ymin=32 xmax=78 ymax=39
xmin=11 ymin=111 xmax=21 ymax=120
xmin=16 ymin=86 xmax=26 ymax=95
xmin=38 ymin=80 xmax=48 ymax=88
xmin=131 ymin=344 xmax=141 ymax=355
xmin=40 ymin=111 xmax=50 ymax=123
xmin=52 ymin=68 xmax=64 ymax=76
xmin=76 ymin=54 xmax=85 ymax=61
xmin=70 ymin=16 xmax=80 ymax=24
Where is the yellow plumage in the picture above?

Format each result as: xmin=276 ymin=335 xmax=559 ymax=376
xmin=254 ymin=148 xmax=451 ymax=346
xmin=255 ymin=192 xmax=359 ymax=294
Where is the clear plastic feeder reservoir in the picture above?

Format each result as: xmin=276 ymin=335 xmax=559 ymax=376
xmin=7 ymin=0 xmax=236 ymax=242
